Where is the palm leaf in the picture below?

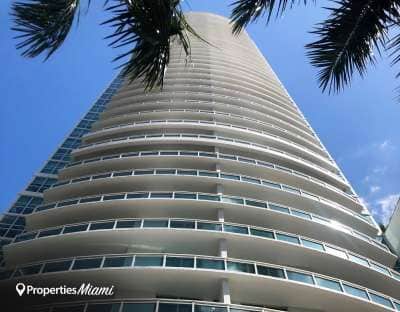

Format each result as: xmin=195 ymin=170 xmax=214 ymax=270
xmin=230 ymin=0 xmax=312 ymax=34
xmin=306 ymin=0 xmax=400 ymax=93
xmin=12 ymin=0 xmax=87 ymax=59
xmin=104 ymin=0 xmax=206 ymax=91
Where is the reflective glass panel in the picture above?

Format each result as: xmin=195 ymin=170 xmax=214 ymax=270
xmin=196 ymin=259 xmax=225 ymax=270
xmin=342 ymin=284 xmax=369 ymax=300
xmin=159 ymin=303 xmax=192 ymax=312
xmin=291 ymin=210 xmax=311 ymax=220
xmin=287 ymin=271 xmax=314 ymax=285
xmin=224 ymin=225 xmax=248 ymax=234
xmin=170 ymin=220 xmax=195 ymax=229
xmin=269 ymin=204 xmax=289 ymax=214
xmin=72 ymin=258 xmax=102 ymax=270
xmin=103 ymin=256 xmax=133 ymax=267
xmin=369 ymin=293 xmax=394 ymax=309
xmin=348 ymin=254 xmax=369 ymax=267
xmin=197 ymin=222 xmax=222 ymax=231
xmin=134 ymin=256 xmax=163 ymax=267
xmin=276 ymin=233 xmax=300 ymax=245
xmin=63 ymin=224 xmax=88 ymax=234
xmin=257 ymin=265 xmax=285 ymax=278
xmin=315 ymin=277 xmax=342 ymax=292
xmin=250 ymin=228 xmax=274 ymax=239
xmin=166 ymin=257 xmax=194 ymax=268
xmin=301 ymin=239 xmax=325 ymax=251
xmin=194 ymin=305 xmax=227 ymax=312
xmin=116 ymin=220 xmax=142 ymax=228
xmin=325 ymin=246 xmax=347 ymax=259
xmin=89 ymin=222 xmax=115 ymax=231
xmin=227 ymin=261 xmax=255 ymax=273
xmin=20 ymin=264 xmax=42 ymax=275
xmin=143 ymin=220 xmax=168 ymax=228
xmin=42 ymin=260 xmax=72 ymax=273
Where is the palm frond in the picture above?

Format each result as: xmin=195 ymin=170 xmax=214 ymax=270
xmin=104 ymin=0 xmax=206 ymax=91
xmin=230 ymin=0 xmax=312 ymax=34
xmin=306 ymin=0 xmax=400 ymax=93
xmin=12 ymin=0 xmax=87 ymax=59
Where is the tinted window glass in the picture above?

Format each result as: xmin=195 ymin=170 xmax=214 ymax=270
xmin=257 ymin=265 xmax=284 ymax=278
xmin=287 ymin=271 xmax=314 ymax=285
xmin=159 ymin=303 xmax=192 ymax=312
xmin=103 ymin=256 xmax=133 ymax=267
xmin=369 ymin=293 xmax=394 ymax=309
xmin=42 ymin=261 xmax=72 ymax=273
xmin=342 ymin=284 xmax=369 ymax=300
xmin=86 ymin=303 xmax=121 ymax=312
xmin=196 ymin=259 xmax=225 ymax=270
xmin=250 ymin=229 xmax=274 ymax=239
xmin=227 ymin=261 xmax=255 ymax=273
xmin=170 ymin=220 xmax=195 ymax=229
xmin=194 ymin=305 xmax=227 ymax=312
xmin=63 ymin=224 xmax=88 ymax=234
xmin=301 ymin=239 xmax=325 ymax=251
xmin=224 ymin=225 xmax=248 ymax=234
xmin=134 ymin=256 xmax=163 ymax=267
xmin=72 ymin=258 xmax=102 ymax=270
xmin=166 ymin=257 xmax=194 ymax=268
xmin=116 ymin=220 xmax=142 ymax=228
xmin=143 ymin=220 xmax=168 ymax=228
xmin=122 ymin=303 xmax=156 ymax=312
xmin=276 ymin=233 xmax=300 ymax=245
xmin=315 ymin=277 xmax=342 ymax=292
xmin=197 ymin=222 xmax=222 ymax=231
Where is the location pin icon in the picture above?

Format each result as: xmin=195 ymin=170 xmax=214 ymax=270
xmin=16 ymin=283 xmax=26 ymax=296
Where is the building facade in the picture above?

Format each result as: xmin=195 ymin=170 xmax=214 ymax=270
xmin=1 ymin=12 xmax=400 ymax=312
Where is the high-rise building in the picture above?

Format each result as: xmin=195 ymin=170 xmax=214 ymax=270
xmin=1 ymin=12 xmax=399 ymax=312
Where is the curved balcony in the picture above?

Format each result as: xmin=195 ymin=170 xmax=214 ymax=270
xmin=6 ymin=218 xmax=400 ymax=297
xmin=71 ymin=134 xmax=346 ymax=188
xmin=27 ymin=191 xmax=392 ymax=265
xmin=92 ymin=109 xmax=321 ymax=152
xmin=45 ymin=169 xmax=369 ymax=232
xmin=61 ymin=150 xmax=358 ymax=209
xmin=0 ymin=253 xmax=399 ymax=312
xmin=83 ymin=120 xmax=328 ymax=162
xmin=106 ymin=90 xmax=311 ymax=134
xmin=100 ymin=99 xmax=316 ymax=141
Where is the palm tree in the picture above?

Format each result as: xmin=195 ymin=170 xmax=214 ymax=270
xmin=230 ymin=0 xmax=400 ymax=94
xmin=10 ymin=0 xmax=400 ymax=96
xmin=11 ymin=0 xmax=202 ymax=90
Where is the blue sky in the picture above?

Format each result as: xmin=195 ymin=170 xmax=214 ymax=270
xmin=1 ymin=0 xmax=399 ymax=224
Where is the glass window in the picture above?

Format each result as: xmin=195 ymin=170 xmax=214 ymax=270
xmin=315 ymin=277 xmax=342 ymax=292
xmin=93 ymin=173 xmax=111 ymax=179
xmin=20 ymin=264 xmax=42 ymax=276
xmin=127 ymin=193 xmax=149 ymax=199
xmin=166 ymin=257 xmax=194 ymax=268
xmin=269 ymin=204 xmax=289 ymax=214
xmin=198 ymin=171 xmax=218 ymax=177
xmin=72 ymin=258 xmax=103 ymax=270
xmin=63 ymin=224 xmax=88 ymax=234
xmin=301 ymin=239 xmax=325 ymax=251
xmin=89 ymin=221 xmax=115 ymax=231
xmin=149 ymin=192 xmax=175 ymax=199
xmin=220 ymin=174 xmax=240 ymax=180
xmin=103 ymin=194 xmax=126 ymax=201
xmin=116 ymin=220 xmax=142 ymax=228
xmin=342 ymin=284 xmax=369 ymax=300
xmin=87 ymin=304 xmax=121 ymax=312
xmin=224 ymin=225 xmax=248 ymax=235
xmin=227 ymin=261 xmax=255 ymax=273
xmin=177 ymin=170 xmax=197 ymax=176
xmin=80 ymin=196 xmax=102 ymax=203
xmin=42 ymin=260 xmax=72 ymax=273
xmin=103 ymin=256 xmax=133 ymax=268
xmin=194 ymin=306 xmax=227 ymax=312
xmin=15 ymin=232 xmax=37 ymax=242
xmin=159 ymin=303 xmax=192 ymax=312
xmin=170 ymin=220 xmax=195 ymax=229
xmin=276 ymin=233 xmax=300 ymax=245
xmin=257 ymin=265 xmax=285 ymax=278
xmin=291 ymin=210 xmax=311 ymax=220
xmin=196 ymin=259 xmax=225 ymax=270
xmin=175 ymin=193 xmax=196 ymax=199
xmin=122 ymin=303 xmax=156 ymax=312
xmin=370 ymin=262 xmax=390 ymax=275
xmin=325 ymin=246 xmax=347 ymax=259
xmin=143 ymin=220 xmax=168 ymax=228
xmin=250 ymin=228 xmax=274 ymax=239
xmin=262 ymin=181 xmax=281 ymax=189
xmin=156 ymin=169 xmax=176 ymax=175
xmin=221 ymin=196 xmax=244 ymax=205
xmin=369 ymin=293 xmax=394 ymax=309
xmin=58 ymin=199 xmax=79 ymax=207
xmin=134 ymin=256 xmax=163 ymax=267
xmin=393 ymin=302 xmax=400 ymax=310
xmin=135 ymin=170 xmax=154 ymax=175
xmin=245 ymin=200 xmax=267 ymax=208
xmin=287 ymin=271 xmax=314 ymax=285
xmin=348 ymin=254 xmax=369 ymax=267
xmin=197 ymin=222 xmax=222 ymax=231
xmin=113 ymin=171 xmax=132 ymax=177
xmin=198 ymin=194 xmax=220 ymax=201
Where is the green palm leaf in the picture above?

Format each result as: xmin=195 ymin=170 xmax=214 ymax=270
xmin=104 ymin=0 xmax=206 ymax=90
xmin=230 ymin=0 xmax=312 ymax=34
xmin=12 ymin=0 xmax=86 ymax=59
xmin=306 ymin=0 xmax=400 ymax=93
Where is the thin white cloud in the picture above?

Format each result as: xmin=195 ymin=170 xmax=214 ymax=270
xmin=369 ymin=185 xmax=381 ymax=194
xmin=371 ymin=194 xmax=400 ymax=225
